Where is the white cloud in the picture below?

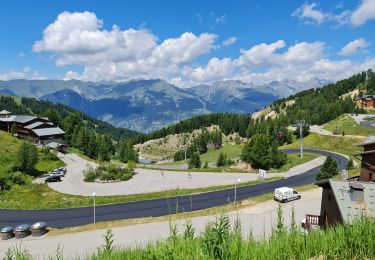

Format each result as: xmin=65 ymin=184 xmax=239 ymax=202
xmin=34 ymin=11 xmax=217 ymax=82
xmin=0 ymin=67 xmax=46 ymax=81
xmin=184 ymin=57 xmax=233 ymax=82
xmin=235 ymin=40 xmax=286 ymax=67
xmin=339 ymin=38 xmax=369 ymax=56
xmin=215 ymin=14 xmax=226 ymax=24
xmin=31 ymin=11 xmax=375 ymax=87
xmin=292 ymin=3 xmax=326 ymax=25
xmin=351 ymin=0 xmax=375 ymax=27
xmin=222 ymin=37 xmax=237 ymax=46
xmin=0 ymin=70 xmax=26 ymax=80
xmin=293 ymin=0 xmax=375 ymax=27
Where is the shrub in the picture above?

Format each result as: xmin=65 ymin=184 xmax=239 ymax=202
xmin=188 ymin=152 xmax=201 ymax=169
xmin=15 ymin=141 xmax=38 ymax=174
xmin=84 ymin=164 xmax=133 ymax=182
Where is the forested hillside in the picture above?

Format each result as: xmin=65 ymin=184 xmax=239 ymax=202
xmin=133 ymin=113 xmax=251 ymax=144
xmin=271 ymin=70 xmax=374 ymax=125
xmin=0 ymin=95 xmax=138 ymax=140
xmin=0 ymin=95 xmax=139 ymax=161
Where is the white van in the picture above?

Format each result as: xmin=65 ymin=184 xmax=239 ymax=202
xmin=274 ymin=187 xmax=301 ymax=203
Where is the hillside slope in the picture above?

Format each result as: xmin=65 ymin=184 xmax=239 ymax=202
xmin=0 ymin=95 xmax=138 ymax=141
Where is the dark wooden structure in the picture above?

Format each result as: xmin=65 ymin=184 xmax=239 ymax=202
xmin=312 ymin=179 xmax=375 ymax=229
xmin=355 ymin=136 xmax=375 ymax=182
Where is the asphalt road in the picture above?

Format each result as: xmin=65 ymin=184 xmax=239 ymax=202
xmin=0 ymin=149 xmax=347 ymax=228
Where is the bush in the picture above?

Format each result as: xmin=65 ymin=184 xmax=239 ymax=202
xmin=15 ymin=141 xmax=38 ymax=174
xmin=84 ymin=167 xmax=99 ymax=182
xmin=84 ymin=164 xmax=133 ymax=182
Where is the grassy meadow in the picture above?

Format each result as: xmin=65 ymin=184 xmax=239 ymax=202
xmin=323 ymin=114 xmax=375 ymax=136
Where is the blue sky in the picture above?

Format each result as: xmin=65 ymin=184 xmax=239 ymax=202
xmin=0 ymin=0 xmax=374 ymax=86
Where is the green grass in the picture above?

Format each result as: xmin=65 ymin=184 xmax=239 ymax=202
xmin=83 ymin=217 xmax=375 ymax=260
xmin=281 ymin=133 xmax=363 ymax=161
xmin=200 ymin=144 xmax=243 ymax=162
xmin=7 ymin=212 xmax=375 ymax=259
xmin=166 ymin=144 xmax=244 ymax=165
xmin=323 ymin=114 xmax=375 ymax=136
xmin=274 ymin=152 xmax=319 ymax=172
xmin=35 ymin=159 xmax=65 ymax=173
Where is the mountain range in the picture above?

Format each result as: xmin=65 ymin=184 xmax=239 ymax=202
xmin=0 ymin=78 xmax=330 ymax=132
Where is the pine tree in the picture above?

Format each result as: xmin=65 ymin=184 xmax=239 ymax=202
xmin=217 ymin=152 xmax=227 ymax=167
xmin=316 ymin=155 xmax=338 ymax=180
xmin=43 ymin=108 xmax=61 ymax=126
xmin=188 ymin=152 xmax=201 ymax=169
xmin=345 ymin=158 xmax=354 ymax=170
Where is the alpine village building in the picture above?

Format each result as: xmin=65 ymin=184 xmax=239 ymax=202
xmin=304 ymin=136 xmax=375 ymax=230
xmin=355 ymin=95 xmax=375 ymax=109
xmin=0 ymin=110 xmax=67 ymax=151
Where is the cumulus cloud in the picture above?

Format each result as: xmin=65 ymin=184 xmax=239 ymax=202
xmin=32 ymin=11 xmax=375 ymax=87
xmin=183 ymin=57 xmax=233 ymax=82
xmin=351 ymin=0 xmax=375 ymax=27
xmin=222 ymin=37 xmax=237 ymax=46
xmin=339 ymin=38 xmax=369 ymax=56
xmin=293 ymin=1 xmax=375 ymax=27
xmin=34 ymin=11 xmax=217 ymax=82
xmin=292 ymin=3 xmax=326 ymax=25
xmin=0 ymin=67 xmax=46 ymax=81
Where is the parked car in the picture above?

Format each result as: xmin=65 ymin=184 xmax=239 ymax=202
xmin=56 ymin=167 xmax=67 ymax=173
xmin=274 ymin=187 xmax=301 ymax=203
xmin=51 ymin=171 xmax=65 ymax=177
xmin=45 ymin=175 xmax=61 ymax=183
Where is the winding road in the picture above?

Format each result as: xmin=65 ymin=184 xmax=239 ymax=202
xmin=0 ymin=149 xmax=348 ymax=228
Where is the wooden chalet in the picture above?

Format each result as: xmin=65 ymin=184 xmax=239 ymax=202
xmin=355 ymin=95 xmax=375 ymax=109
xmin=354 ymin=135 xmax=375 ymax=182
xmin=305 ymin=179 xmax=375 ymax=230
xmin=0 ymin=111 xmax=66 ymax=146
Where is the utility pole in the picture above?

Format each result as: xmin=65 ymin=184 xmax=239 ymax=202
xmin=295 ymin=120 xmax=308 ymax=158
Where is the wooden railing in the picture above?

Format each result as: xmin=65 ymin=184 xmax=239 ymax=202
xmin=306 ymin=214 xmax=320 ymax=230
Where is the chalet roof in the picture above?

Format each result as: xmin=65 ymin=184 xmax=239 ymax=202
xmin=0 ymin=115 xmax=16 ymax=122
xmin=357 ymin=135 xmax=375 ymax=147
xmin=32 ymin=127 xmax=65 ymax=137
xmin=12 ymin=115 xmax=37 ymax=124
xmin=0 ymin=110 xmax=11 ymax=115
xmin=25 ymin=121 xmax=53 ymax=129
xmin=317 ymin=179 xmax=375 ymax=224
xmin=356 ymin=95 xmax=375 ymax=100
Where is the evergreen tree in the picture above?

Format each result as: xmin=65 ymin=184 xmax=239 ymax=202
xmin=188 ymin=152 xmax=201 ymax=169
xmin=242 ymin=134 xmax=273 ymax=170
xmin=242 ymin=134 xmax=286 ymax=170
xmin=16 ymin=141 xmax=38 ymax=173
xmin=203 ymin=161 xmax=208 ymax=169
xmin=316 ymin=156 xmax=338 ymax=180
xmin=118 ymin=140 xmax=138 ymax=163
xmin=217 ymin=152 xmax=227 ymax=167
xmin=43 ymin=108 xmax=61 ymax=126
xmin=10 ymin=123 xmax=17 ymax=135
xmin=345 ymin=158 xmax=354 ymax=171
